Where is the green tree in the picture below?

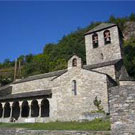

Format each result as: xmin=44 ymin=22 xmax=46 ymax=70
xmin=49 ymin=58 xmax=67 ymax=72
xmin=18 ymin=55 xmax=25 ymax=65
xmin=129 ymin=13 xmax=135 ymax=21
xmin=3 ymin=59 xmax=14 ymax=68
xmin=109 ymin=15 xmax=116 ymax=23
xmin=123 ymin=37 xmax=135 ymax=78
xmin=25 ymin=54 xmax=34 ymax=63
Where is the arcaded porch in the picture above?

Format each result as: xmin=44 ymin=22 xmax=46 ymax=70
xmin=0 ymin=90 xmax=52 ymax=123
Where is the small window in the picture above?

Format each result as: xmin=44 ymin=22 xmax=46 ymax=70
xmin=72 ymin=80 xmax=77 ymax=95
xmin=72 ymin=58 xmax=77 ymax=67
xmin=104 ymin=30 xmax=111 ymax=45
xmin=92 ymin=33 xmax=98 ymax=48
xmin=100 ymin=53 xmax=104 ymax=60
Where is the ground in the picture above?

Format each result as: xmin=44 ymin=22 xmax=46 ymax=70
xmin=0 ymin=119 xmax=110 ymax=131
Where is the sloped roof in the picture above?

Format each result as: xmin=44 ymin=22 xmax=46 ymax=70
xmin=0 ymin=84 xmax=12 ymax=91
xmin=85 ymin=23 xmax=116 ymax=35
xmin=0 ymin=90 xmax=52 ymax=101
xmin=0 ymin=85 xmax=12 ymax=96
xmin=83 ymin=59 xmax=121 ymax=70
xmin=13 ymin=69 xmax=67 ymax=84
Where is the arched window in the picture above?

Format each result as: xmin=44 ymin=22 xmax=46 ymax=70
xmin=92 ymin=33 xmax=98 ymax=48
xmin=41 ymin=99 xmax=49 ymax=117
xmin=104 ymin=30 xmax=111 ymax=45
xmin=0 ymin=103 xmax=3 ymax=118
xmin=12 ymin=101 xmax=20 ymax=120
xmin=72 ymin=58 xmax=77 ymax=67
xmin=72 ymin=80 xmax=77 ymax=95
xmin=21 ymin=101 xmax=29 ymax=117
xmin=31 ymin=100 xmax=39 ymax=117
xmin=4 ymin=102 xmax=11 ymax=118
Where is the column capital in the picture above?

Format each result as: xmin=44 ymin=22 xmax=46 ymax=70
xmin=37 ymin=99 xmax=42 ymax=105
xmin=1 ymin=102 xmax=5 ymax=107
xmin=28 ymin=100 xmax=32 ymax=106
xmin=9 ymin=102 xmax=14 ymax=106
xmin=19 ymin=101 xmax=23 ymax=106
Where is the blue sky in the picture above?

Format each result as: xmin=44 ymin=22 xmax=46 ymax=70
xmin=0 ymin=1 xmax=135 ymax=62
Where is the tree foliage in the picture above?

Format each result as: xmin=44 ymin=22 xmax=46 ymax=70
xmin=109 ymin=13 xmax=135 ymax=30
xmin=123 ymin=37 xmax=135 ymax=78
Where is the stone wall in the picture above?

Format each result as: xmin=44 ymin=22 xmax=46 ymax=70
xmin=85 ymin=26 xmax=122 ymax=65
xmin=109 ymin=85 xmax=135 ymax=135
xmin=11 ymin=77 xmax=54 ymax=94
xmin=119 ymin=81 xmax=135 ymax=86
xmin=51 ymin=67 xmax=109 ymax=121
xmin=92 ymin=65 xmax=116 ymax=80
xmin=0 ymin=129 xmax=111 ymax=135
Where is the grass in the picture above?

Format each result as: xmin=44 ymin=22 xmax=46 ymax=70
xmin=0 ymin=119 xmax=110 ymax=131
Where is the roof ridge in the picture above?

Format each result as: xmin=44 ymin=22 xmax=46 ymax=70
xmin=27 ymin=69 xmax=67 ymax=79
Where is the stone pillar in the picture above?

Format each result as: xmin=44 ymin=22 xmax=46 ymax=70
xmin=19 ymin=101 xmax=23 ymax=118
xmin=1 ymin=103 xmax=5 ymax=118
xmin=37 ymin=99 xmax=42 ymax=117
xmin=28 ymin=100 xmax=32 ymax=118
xmin=9 ymin=102 xmax=13 ymax=118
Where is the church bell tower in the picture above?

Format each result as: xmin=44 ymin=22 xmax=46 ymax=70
xmin=84 ymin=23 xmax=123 ymax=66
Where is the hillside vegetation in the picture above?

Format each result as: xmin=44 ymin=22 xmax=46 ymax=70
xmin=0 ymin=13 xmax=135 ymax=86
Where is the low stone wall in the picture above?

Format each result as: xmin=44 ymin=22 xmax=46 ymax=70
xmin=0 ymin=129 xmax=110 ymax=135
xmin=109 ymin=85 xmax=135 ymax=135
xmin=80 ymin=112 xmax=106 ymax=121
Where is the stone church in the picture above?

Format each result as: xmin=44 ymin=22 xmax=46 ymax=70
xmin=0 ymin=23 xmax=133 ymax=123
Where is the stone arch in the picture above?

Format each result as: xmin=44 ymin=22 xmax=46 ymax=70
xmin=72 ymin=58 xmax=77 ymax=67
xmin=0 ymin=103 xmax=3 ymax=118
xmin=12 ymin=101 xmax=20 ymax=120
xmin=4 ymin=102 xmax=11 ymax=118
xmin=31 ymin=100 xmax=39 ymax=117
xmin=41 ymin=99 xmax=49 ymax=117
xmin=92 ymin=33 xmax=98 ymax=48
xmin=104 ymin=30 xmax=111 ymax=44
xmin=21 ymin=101 xmax=29 ymax=117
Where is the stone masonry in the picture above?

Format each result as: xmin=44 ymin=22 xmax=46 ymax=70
xmin=85 ymin=23 xmax=122 ymax=66
xmin=109 ymin=85 xmax=135 ymax=135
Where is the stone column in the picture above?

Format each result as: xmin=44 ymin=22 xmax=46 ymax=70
xmin=9 ymin=102 xmax=13 ymax=118
xmin=1 ymin=103 xmax=5 ymax=118
xmin=19 ymin=101 xmax=23 ymax=118
xmin=37 ymin=99 xmax=42 ymax=117
xmin=28 ymin=100 xmax=32 ymax=118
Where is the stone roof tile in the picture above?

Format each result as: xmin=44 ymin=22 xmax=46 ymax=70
xmin=83 ymin=59 xmax=121 ymax=70
xmin=0 ymin=90 xmax=52 ymax=101
xmin=85 ymin=23 xmax=116 ymax=35
xmin=13 ymin=69 xmax=67 ymax=84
